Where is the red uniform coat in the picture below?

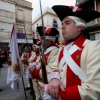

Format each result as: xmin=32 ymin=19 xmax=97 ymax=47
xmin=57 ymin=34 xmax=100 ymax=100
xmin=32 ymin=45 xmax=59 ymax=80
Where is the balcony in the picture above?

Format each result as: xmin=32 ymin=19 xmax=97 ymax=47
xmin=76 ymin=0 xmax=88 ymax=5
xmin=87 ymin=18 xmax=100 ymax=27
xmin=86 ymin=18 xmax=100 ymax=33
xmin=76 ymin=0 xmax=94 ymax=8
xmin=16 ymin=15 xmax=25 ymax=23
xmin=87 ymin=19 xmax=97 ymax=26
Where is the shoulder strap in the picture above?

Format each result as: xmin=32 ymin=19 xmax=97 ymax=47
xmin=59 ymin=39 xmax=91 ymax=82
xmin=64 ymin=47 xmax=86 ymax=82
xmin=44 ymin=46 xmax=57 ymax=54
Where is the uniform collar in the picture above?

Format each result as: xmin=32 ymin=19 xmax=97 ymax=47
xmin=47 ymin=43 xmax=57 ymax=48
xmin=64 ymin=34 xmax=81 ymax=45
xmin=64 ymin=34 xmax=87 ymax=48
xmin=74 ymin=34 xmax=87 ymax=48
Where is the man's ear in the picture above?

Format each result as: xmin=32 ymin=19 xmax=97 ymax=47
xmin=78 ymin=26 xmax=83 ymax=33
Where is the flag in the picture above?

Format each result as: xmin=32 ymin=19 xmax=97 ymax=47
xmin=7 ymin=24 xmax=21 ymax=92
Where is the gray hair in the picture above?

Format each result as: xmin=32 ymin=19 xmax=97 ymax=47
xmin=67 ymin=16 xmax=86 ymax=28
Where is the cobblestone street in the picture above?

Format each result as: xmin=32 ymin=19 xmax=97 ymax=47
xmin=0 ymin=64 xmax=32 ymax=100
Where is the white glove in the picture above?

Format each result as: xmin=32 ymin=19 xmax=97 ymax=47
xmin=29 ymin=62 xmax=39 ymax=69
xmin=25 ymin=67 xmax=32 ymax=78
xmin=44 ymin=85 xmax=55 ymax=100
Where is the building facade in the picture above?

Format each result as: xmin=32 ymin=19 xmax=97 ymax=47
xmin=32 ymin=7 xmax=64 ymax=43
xmin=0 ymin=0 xmax=15 ymax=49
xmin=0 ymin=0 xmax=33 ymax=50
xmin=76 ymin=0 xmax=100 ymax=40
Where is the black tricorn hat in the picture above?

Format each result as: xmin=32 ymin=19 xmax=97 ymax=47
xmin=33 ymin=38 xmax=41 ymax=46
xmin=52 ymin=5 xmax=100 ymax=23
xmin=37 ymin=26 xmax=59 ymax=37
xmin=37 ymin=26 xmax=43 ymax=37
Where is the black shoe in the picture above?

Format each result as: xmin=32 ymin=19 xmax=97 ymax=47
xmin=25 ymin=87 xmax=30 ymax=90
xmin=0 ymin=89 xmax=3 ymax=92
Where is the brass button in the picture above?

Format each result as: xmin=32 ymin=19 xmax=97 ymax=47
xmin=62 ymin=62 xmax=66 ymax=67
xmin=76 ymin=55 xmax=80 ymax=59
xmin=61 ymin=70 xmax=63 ymax=72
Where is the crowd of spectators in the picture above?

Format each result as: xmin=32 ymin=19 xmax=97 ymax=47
xmin=0 ymin=48 xmax=8 ymax=92
xmin=0 ymin=48 xmax=8 ymax=68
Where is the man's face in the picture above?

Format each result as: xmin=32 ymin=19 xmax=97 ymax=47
xmin=25 ymin=47 xmax=31 ymax=52
xmin=32 ymin=45 xmax=39 ymax=53
xmin=40 ymin=36 xmax=52 ymax=48
xmin=40 ymin=36 xmax=44 ymax=47
xmin=25 ymin=48 xmax=28 ymax=52
xmin=62 ymin=17 xmax=82 ymax=41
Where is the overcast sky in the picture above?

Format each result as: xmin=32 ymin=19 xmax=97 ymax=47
xmin=25 ymin=0 xmax=76 ymax=20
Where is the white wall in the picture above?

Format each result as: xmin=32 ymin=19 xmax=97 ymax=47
xmin=33 ymin=16 xmax=47 ymax=32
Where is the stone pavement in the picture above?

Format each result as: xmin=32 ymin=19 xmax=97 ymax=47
xmin=0 ymin=64 xmax=33 ymax=100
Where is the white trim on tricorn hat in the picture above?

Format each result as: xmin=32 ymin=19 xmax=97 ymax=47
xmin=34 ymin=44 xmax=40 ymax=48
xmin=45 ymin=36 xmax=55 ymax=42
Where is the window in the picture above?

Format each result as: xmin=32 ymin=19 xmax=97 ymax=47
xmin=18 ymin=28 xmax=23 ymax=33
xmin=0 ymin=23 xmax=13 ymax=32
xmin=0 ymin=1 xmax=15 ymax=12
xmin=17 ymin=28 xmax=25 ymax=39
xmin=53 ymin=19 xmax=58 ymax=27
xmin=90 ymin=34 xmax=95 ymax=40
xmin=0 ymin=22 xmax=7 ymax=31
xmin=18 ymin=10 xmax=23 ymax=20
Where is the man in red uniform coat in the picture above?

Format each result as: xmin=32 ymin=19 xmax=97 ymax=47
xmin=25 ymin=39 xmax=43 ymax=100
xmin=39 ymin=5 xmax=100 ymax=100
xmin=28 ymin=27 xmax=60 ymax=84
xmin=21 ymin=46 xmax=35 ymax=90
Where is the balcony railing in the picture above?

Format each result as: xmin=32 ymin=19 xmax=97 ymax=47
xmin=16 ymin=15 xmax=25 ymax=23
xmin=76 ymin=0 xmax=88 ymax=5
xmin=87 ymin=19 xmax=99 ymax=27
xmin=76 ymin=0 xmax=96 ymax=8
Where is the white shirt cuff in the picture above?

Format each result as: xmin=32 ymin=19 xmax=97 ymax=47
xmin=47 ymin=72 xmax=60 ymax=82
xmin=25 ymin=68 xmax=32 ymax=78
xmin=29 ymin=62 xmax=39 ymax=69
